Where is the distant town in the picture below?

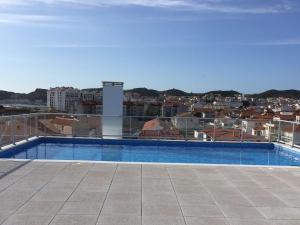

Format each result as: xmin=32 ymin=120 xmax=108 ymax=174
xmin=0 ymin=86 xmax=300 ymax=144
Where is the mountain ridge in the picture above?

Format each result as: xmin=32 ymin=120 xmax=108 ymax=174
xmin=0 ymin=88 xmax=300 ymax=103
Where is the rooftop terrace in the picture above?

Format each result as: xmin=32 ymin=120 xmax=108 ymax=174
xmin=0 ymin=114 xmax=300 ymax=224
xmin=0 ymin=160 xmax=300 ymax=225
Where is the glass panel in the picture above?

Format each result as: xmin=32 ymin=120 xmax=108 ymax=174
xmin=0 ymin=117 xmax=12 ymax=147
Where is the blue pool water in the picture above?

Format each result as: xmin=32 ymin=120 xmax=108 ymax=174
xmin=1 ymin=138 xmax=300 ymax=166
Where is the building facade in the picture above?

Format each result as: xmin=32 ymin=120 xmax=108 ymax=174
xmin=47 ymin=87 xmax=80 ymax=113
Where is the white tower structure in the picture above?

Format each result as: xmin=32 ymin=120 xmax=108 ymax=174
xmin=102 ymin=81 xmax=124 ymax=139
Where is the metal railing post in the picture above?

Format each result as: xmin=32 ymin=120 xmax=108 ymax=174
xmin=29 ymin=115 xmax=32 ymax=138
xmin=43 ymin=114 xmax=46 ymax=137
xmin=129 ymin=116 xmax=132 ymax=137
xmin=35 ymin=115 xmax=38 ymax=137
xmin=277 ymin=120 xmax=281 ymax=142
xmin=100 ymin=115 xmax=102 ymax=139
xmin=185 ymin=118 xmax=188 ymax=140
xmin=10 ymin=116 xmax=16 ymax=145
xmin=241 ymin=128 xmax=244 ymax=142
xmin=24 ymin=115 xmax=28 ymax=140
xmin=268 ymin=123 xmax=271 ymax=143
xmin=292 ymin=123 xmax=295 ymax=147
xmin=213 ymin=120 xmax=216 ymax=142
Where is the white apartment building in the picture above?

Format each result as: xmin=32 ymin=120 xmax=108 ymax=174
xmin=47 ymin=87 xmax=80 ymax=113
xmin=242 ymin=119 xmax=268 ymax=137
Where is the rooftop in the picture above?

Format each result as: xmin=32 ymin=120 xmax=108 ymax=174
xmin=0 ymin=160 xmax=300 ymax=225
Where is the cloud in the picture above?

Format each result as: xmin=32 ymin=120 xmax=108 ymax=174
xmin=0 ymin=0 xmax=296 ymax=14
xmin=252 ymin=39 xmax=300 ymax=46
xmin=0 ymin=13 xmax=69 ymax=25
xmin=32 ymin=43 xmax=124 ymax=48
xmin=227 ymin=39 xmax=300 ymax=46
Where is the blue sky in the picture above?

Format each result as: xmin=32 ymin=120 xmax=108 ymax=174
xmin=0 ymin=0 xmax=300 ymax=93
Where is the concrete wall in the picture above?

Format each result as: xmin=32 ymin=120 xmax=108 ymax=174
xmin=102 ymin=82 xmax=124 ymax=139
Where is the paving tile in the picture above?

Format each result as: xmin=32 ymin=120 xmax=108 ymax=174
xmin=9 ymin=162 xmax=44 ymax=176
xmin=142 ymin=166 xmax=169 ymax=179
xmin=185 ymin=217 xmax=230 ymax=225
xmin=204 ymin=180 xmax=235 ymax=188
xmin=8 ymin=178 xmax=48 ymax=191
xmin=31 ymin=190 xmax=72 ymax=202
xmin=213 ymin=194 xmax=252 ymax=207
xmin=2 ymin=214 xmax=53 ymax=225
xmin=208 ymin=187 xmax=240 ymax=197
xmin=238 ymin=187 xmax=272 ymax=197
xmin=181 ymin=204 xmax=224 ymax=218
xmin=143 ymin=192 xmax=178 ymax=205
xmin=16 ymin=201 xmax=63 ymax=215
xmin=142 ymin=177 xmax=171 ymax=184
xmin=174 ymin=184 xmax=207 ymax=194
xmin=171 ymin=178 xmax=203 ymax=186
xmin=90 ymin=163 xmax=116 ymax=170
xmin=0 ymin=189 xmax=36 ymax=204
xmin=106 ymin=192 xmax=141 ymax=204
xmin=177 ymin=193 xmax=216 ymax=206
xmin=247 ymin=195 xmax=287 ymax=207
xmin=0 ymin=201 xmax=24 ymax=212
xmin=68 ymin=191 xmax=107 ymax=202
xmin=257 ymin=207 xmax=300 ymax=220
xmin=1 ymin=161 xmax=300 ymax=225
xmin=230 ymin=180 xmax=260 ymax=188
xmin=101 ymin=202 xmax=141 ymax=216
xmin=0 ymin=174 xmax=23 ymax=190
xmin=42 ymin=182 xmax=78 ymax=190
xmin=0 ymin=161 xmax=23 ymax=173
xmin=143 ymin=216 xmax=185 ymax=225
xmin=284 ymin=198 xmax=300 ymax=208
xmin=271 ymin=220 xmax=300 ymax=225
xmin=58 ymin=201 xmax=102 ymax=215
xmin=49 ymin=215 xmax=98 ymax=225
xmin=142 ymin=178 xmax=171 ymax=188
xmin=0 ymin=212 xmax=10 ymax=224
xmin=76 ymin=182 xmax=110 ymax=192
xmin=109 ymin=184 xmax=141 ymax=194
xmin=142 ymin=203 xmax=182 ymax=217
xmin=219 ymin=205 xmax=265 ymax=219
xmin=97 ymin=215 xmax=141 ymax=225
xmin=228 ymin=219 xmax=272 ymax=225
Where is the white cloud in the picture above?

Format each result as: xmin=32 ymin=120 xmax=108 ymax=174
xmin=227 ymin=39 xmax=300 ymax=46
xmin=0 ymin=13 xmax=68 ymax=24
xmin=0 ymin=0 xmax=295 ymax=14
xmin=253 ymin=39 xmax=300 ymax=46
xmin=32 ymin=43 xmax=123 ymax=48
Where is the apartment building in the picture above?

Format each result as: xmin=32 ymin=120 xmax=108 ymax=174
xmin=47 ymin=87 xmax=80 ymax=113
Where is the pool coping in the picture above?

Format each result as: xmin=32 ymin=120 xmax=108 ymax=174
xmin=0 ymin=136 xmax=300 ymax=168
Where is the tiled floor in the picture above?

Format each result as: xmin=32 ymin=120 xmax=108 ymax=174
xmin=0 ymin=161 xmax=300 ymax=225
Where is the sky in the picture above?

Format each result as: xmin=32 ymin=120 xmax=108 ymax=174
xmin=0 ymin=0 xmax=300 ymax=94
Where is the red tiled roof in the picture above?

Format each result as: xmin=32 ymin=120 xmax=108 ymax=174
xmin=201 ymin=128 xmax=262 ymax=141
xmin=282 ymin=125 xmax=300 ymax=133
xmin=274 ymin=115 xmax=296 ymax=121
xmin=142 ymin=118 xmax=162 ymax=131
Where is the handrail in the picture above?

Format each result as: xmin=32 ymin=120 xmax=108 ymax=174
xmin=0 ymin=113 xmax=299 ymax=149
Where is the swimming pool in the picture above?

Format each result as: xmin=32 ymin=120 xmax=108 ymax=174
xmin=1 ymin=137 xmax=300 ymax=166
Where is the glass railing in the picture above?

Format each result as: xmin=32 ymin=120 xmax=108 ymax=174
xmin=0 ymin=113 xmax=299 ymax=148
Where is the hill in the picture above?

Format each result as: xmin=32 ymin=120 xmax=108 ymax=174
xmin=162 ymin=88 xmax=189 ymax=96
xmin=1 ymin=88 xmax=300 ymax=104
xmin=204 ymin=90 xmax=241 ymax=97
xmin=0 ymin=89 xmax=47 ymax=103
xmin=248 ymin=89 xmax=300 ymax=99
xmin=125 ymin=88 xmax=160 ymax=97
